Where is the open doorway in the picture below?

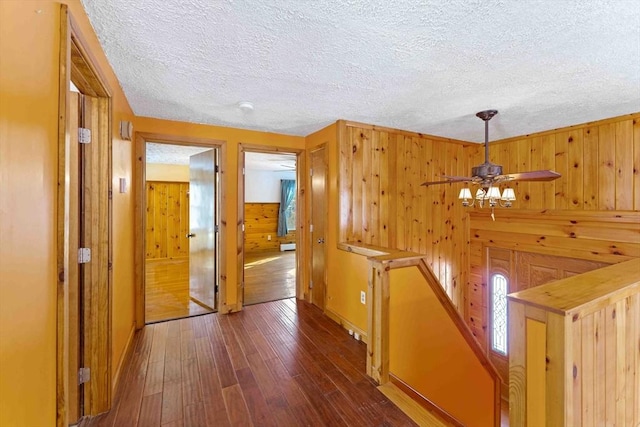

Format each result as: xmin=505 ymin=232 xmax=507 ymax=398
xmin=242 ymin=151 xmax=298 ymax=305
xmin=144 ymin=142 xmax=220 ymax=323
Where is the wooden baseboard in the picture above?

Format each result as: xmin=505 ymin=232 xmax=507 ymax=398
xmin=324 ymin=308 xmax=368 ymax=344
xmin=389 ymin=374 xmax=464 ymax=427
xmin=112 ymin=323 xmax=136 ymax=395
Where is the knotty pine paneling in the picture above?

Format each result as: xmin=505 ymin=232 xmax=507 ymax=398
xmin=466 ymin=113 xmax=640 ymax=345
xmin=244 ymin=203 xmax=296 ymax=253
xmin=338 ymin=122 xmax=472 ymax=307
xmin=146 ymin=181 xmax=189 ymax=260
xmin=466 ymin=113 xmax=640 ymax=211
xmin=468 ymin=210 xmax=640 ymax=348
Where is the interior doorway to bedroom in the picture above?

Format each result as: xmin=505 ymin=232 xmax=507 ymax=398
xmin=242 ymin=150 xmax=299 ymax=305
xmin=143 ymin=142 xmax=220 ymax=323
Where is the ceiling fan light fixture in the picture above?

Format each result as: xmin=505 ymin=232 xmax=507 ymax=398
xmin=501 ymin=188 xmax=516 ymax=201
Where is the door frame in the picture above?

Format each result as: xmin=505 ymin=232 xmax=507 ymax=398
xmin=237 ymin=144 xmax=305 ymax=309
xmin=134 ymin=133 xmax=228 ymax=327
xmin=57 ymin=5 xmax=113 ymax=425
xmin=309 ymin=144 xmax=328 ymax=308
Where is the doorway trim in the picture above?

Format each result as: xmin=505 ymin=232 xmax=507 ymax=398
xmin=308 ymin=144 xmax=328 ymax=309
xmin=57 ymin=5 xmax=113 ymax=426
xmin=237 ymin=144 xmax=305 ymax=310
xmin=134 ymin=133 xmax=228 ymax=328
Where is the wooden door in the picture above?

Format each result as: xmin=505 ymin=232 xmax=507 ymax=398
xmin=189 ymin=149 xmax=217 ymax=309
xmin=310 ymin=146 xmax=327 ymax=309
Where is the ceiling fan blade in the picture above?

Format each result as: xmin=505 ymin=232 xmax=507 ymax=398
xmin=500 ymin=170 xmax=562 ymax=182
xmin=421 ymin=175 xmax=473 ymax=186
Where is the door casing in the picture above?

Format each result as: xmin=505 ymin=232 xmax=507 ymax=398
xmin=237 ymin=144 xmax=305 ymax=310
xmin=57 ymin=5 xmax=113 ymax=425
xmin=134 ymin=134 xmax=228 ymax=326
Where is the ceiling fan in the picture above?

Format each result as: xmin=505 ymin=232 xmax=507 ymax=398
xmin=421 ymin=109 xmax=561 ymax=188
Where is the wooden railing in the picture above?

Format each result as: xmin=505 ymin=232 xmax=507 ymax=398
xmin=340 ymin=243 xmax=502 ymax=426
xmin=507 ymin=259 xmax=640 ymax=426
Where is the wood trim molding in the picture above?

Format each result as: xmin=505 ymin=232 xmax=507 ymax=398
xmin=342 ymin=120 xmax=473 ymax=146
xmin=324 ymin=308 xmax=368 ymax=344
xmin=56 ymin=5 xmax=71 ymax=426
xmin=237 ymin=144 xmax=305 ymax=311
xmin=134 ymin=133 xmax=229 ymax=323
xmin=389 ymin=374 xmax=464 ymax=427
xmin=111 ymin=324 xmax=136 ymax=395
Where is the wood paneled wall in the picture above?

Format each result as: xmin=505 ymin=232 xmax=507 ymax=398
xmin=468 ymin=210 xmax=640 ymax=348
xmin=508 ymin=260 xmax=640 ymax=426
xmin=244 ymin=203 xmax=296 ymax=253
xmin=145 ymin=181 xmax=190 ymax=260
xmin=338 ymin=121 xmax=472 ymax=307
xmin=466 ymin=113 xmax=640 ymax=350
xmin=466 ymin=113 xmax=640 ymax=211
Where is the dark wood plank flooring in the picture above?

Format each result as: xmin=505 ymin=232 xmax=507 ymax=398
xmin=87 ymin=298 xmax=417 ymax=426
xmin=244 ymin=251 xmax=296 ymax=306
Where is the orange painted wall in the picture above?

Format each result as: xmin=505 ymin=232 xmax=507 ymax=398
xmin=133 ymin=117 xmax=305 ymax=307
xmin=389 ymin=267 xmax=496 ymax=427
xmin=305 ymin=124 xmax=368 ymax=330
xmin=0 ymin=1 xmax=135 ymax=425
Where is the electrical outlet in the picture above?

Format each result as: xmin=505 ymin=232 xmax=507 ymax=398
xmin=267 ymin=235 xmax=271 ymax=241
xmin=360 ymin=291 xmax=366 ymax=304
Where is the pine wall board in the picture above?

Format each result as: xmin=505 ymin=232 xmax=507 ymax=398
xmin=465 ymin=113 xmax=640 ymax=349
xmin=145 ymin=181 xmax=190 ymax=260
xmin=338 ymin=121 xmax=473 ymax=308
xmin=244 ymin=202 xmax=296 ymax=253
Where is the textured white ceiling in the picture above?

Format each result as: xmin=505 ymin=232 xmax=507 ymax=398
xmin=82 ymin=0 xmax=640 ymax=142
xmin=147 ymin=142 xmax=296 ymax=170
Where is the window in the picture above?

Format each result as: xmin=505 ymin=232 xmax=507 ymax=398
xmin=285 ymin=192 xmax=296 ymax=231
xmin=491 ymin=273 xmax=508 ymax=355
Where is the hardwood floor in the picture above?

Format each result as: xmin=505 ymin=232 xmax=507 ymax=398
xmin=146 ymin=258 xmax=213 ymax=323
xmin=244 ymin=251 xmax=296 ymax=306
xmin=87 ymin=298 xmax=417 ymax=427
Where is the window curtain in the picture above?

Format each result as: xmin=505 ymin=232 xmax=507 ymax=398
xmin=277 ymin=179 xmax=296 ymax=236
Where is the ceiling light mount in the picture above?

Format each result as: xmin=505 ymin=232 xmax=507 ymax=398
xmin=238 ymin=101 xmax=254 ymax=112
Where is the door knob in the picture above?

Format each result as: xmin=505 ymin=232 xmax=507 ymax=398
xmin=186 ymin=233 xmax=196 ymax=238
xmin=317 ymin=238 xmax=325 ymax=244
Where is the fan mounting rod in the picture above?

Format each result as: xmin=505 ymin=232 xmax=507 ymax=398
xmin=476 ymin=109 xmax=498 ymax=166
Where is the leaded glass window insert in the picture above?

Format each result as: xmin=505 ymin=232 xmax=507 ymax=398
xmin=491 ymin=273 xmax=508 ymax=355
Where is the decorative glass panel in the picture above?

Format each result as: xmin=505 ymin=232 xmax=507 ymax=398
xmin=491 ymin=273 xmax=508 ymax=355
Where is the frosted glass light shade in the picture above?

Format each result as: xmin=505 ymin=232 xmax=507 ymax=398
xmin=501 ymin=188 xmax=516 ymax=201
xmin=459 ymin=188 xmax=472 ymax=200
xmin=486 ymin=186 xmax=501 ymax=199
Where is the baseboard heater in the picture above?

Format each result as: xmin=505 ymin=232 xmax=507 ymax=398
xmin=280 ymin=243 xmax=296 ymax=251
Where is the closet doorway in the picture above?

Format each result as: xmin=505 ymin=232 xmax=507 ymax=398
xmin=242 ymin=150 xmax=299 ymax=305
xmin=143 ymin=142 xmax=220 ymax=323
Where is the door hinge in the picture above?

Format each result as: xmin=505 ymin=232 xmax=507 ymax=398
xmin=78 ymin=127 xmax=91 ymax=144
xmin=215 ymin=225 xmax=219 ymax=233
xmin=108 ymin=189 xmax=113 ymax=200
xmin=78 ymin=248 xmax=91 ymax=264
xmin=242 ymin=223 xmax=245 ymax=232
xmin=78 ymin=367 xmax=90 ymax=385
xmin=310 ymin=224 xmax=314 ymax=233
xmin=310 ymin=168 xmax=313 ymax=176
xmin=215 ymin=165 xmax=220 ymax=173
xmin=309 ymin=279 xmax=313 ymax=289
xmin=242 ymin=167 xmax=245 ymax=175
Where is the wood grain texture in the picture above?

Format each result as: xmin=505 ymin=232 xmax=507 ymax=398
xmin=338 ymin=122 xmax=472 ymax=308
xmin=508 ymin=261 xmax=640 ymax=426
xmin=86 ymin=299 xmax=417 ymax=427
xmin=145 ymin=181 xmax=189 ymax=260
xmin=243 ymin=203 xmax=295 ymax=253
